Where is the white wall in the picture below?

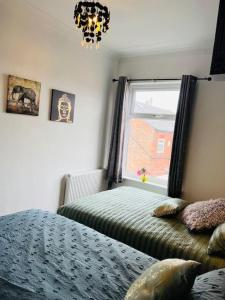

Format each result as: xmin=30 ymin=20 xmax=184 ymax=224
xmin=118 ymin=51 xmax=225 ymax=201
xmin=0 ymin=0 xmax=117 ymax=215
xmin=1 ymin=1 xmax=223 ymax=214
xmin=118 ymin=50 xmax=211 ymax=78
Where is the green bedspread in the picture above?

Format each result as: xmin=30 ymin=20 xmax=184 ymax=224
xmin=57 ymin=186 xmax=225 ymax=272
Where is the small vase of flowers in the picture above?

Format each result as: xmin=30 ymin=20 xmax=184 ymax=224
xmin=137 ymin=168 xmax=150 ymax=183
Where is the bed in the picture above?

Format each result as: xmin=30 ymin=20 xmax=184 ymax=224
xmin=0 ymin=209 xmax=156 ymax=300
xmin=1 ymin=209 xmax=225 ymax=299
xmin=57 ymin=186 xmax=225 ymax=272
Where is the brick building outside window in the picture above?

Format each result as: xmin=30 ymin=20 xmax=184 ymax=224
xmin=124 ymin=82 xmax=180 ymax=187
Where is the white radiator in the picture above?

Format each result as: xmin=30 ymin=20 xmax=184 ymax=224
xmin=63 ymin=169 xmax=107 ymax=205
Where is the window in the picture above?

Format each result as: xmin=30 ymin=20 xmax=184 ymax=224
xmin=124 ymin=81 xmax=180 ymax=187
xmin=157 ymin=139 xmax=165 ymax=154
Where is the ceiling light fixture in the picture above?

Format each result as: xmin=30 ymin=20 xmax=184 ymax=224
xmin=74 ymin=0 xmax=110 ymax=49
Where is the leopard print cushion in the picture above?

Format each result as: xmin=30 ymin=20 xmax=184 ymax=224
xmin=181 ymin=199 xmax=225 ymax=232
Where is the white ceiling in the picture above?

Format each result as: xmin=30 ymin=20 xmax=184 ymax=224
xmin=25 ymin=0 xmax=219 ymax=56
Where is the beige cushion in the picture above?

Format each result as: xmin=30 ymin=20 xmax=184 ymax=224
xmin=152 ymin=198 xmax=188 ymax=217
xmin=125 ymin=259 xmax=201 ymax=300
xmin=208 ymin=223 xmax=225 ymax=256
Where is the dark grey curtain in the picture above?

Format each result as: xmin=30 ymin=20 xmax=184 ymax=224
xmin=106 ymin=76 xmax=129 ymax=189
xmin=168 ymin=75 xmax=197 ymax=198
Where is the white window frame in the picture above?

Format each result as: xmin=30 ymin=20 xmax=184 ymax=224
xmin=123 ymin=81 xmax=181 ymax=193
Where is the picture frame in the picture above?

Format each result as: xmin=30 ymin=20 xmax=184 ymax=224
xmin=7 ymin=75 xmax=41 ymax=116
xmin=50 ymin=89 xmax=75 ymax=123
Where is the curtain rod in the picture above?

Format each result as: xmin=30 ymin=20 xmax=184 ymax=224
xmin=112 ymin=77 xmax=212 ymax=83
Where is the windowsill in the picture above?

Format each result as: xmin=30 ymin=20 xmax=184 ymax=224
xmin=120 ymin=176 xmax=168 ymax=195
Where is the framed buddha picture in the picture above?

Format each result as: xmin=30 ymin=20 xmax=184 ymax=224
xmin=50 ymin=89 xmax=75 ymax=123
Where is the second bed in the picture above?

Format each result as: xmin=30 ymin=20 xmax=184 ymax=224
xmin=58 ymin=186 xmax=225 ymax=272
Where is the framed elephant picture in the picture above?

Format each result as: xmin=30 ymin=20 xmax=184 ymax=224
xmin=7 ymin=75 xmax=41 ymax=116
xmin=50 ymin=89 xmax=75 ymax=123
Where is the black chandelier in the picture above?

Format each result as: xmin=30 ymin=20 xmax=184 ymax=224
xmin=74 ymin=1 xmax=110 ymax=49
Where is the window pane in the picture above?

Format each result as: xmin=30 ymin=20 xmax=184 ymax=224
xmin=125 ymin=118 xmax=175 ymax=186
xmin=157 ymin=139 xmax=165 ymax=154
xmin=133 ymin=90 xmax=179 ymax=114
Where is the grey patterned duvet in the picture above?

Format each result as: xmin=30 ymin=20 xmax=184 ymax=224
xmin=1 ymin=209 xmax=225 ymax=300
xmin=0 ymin=209 xmax=156 ymax=300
